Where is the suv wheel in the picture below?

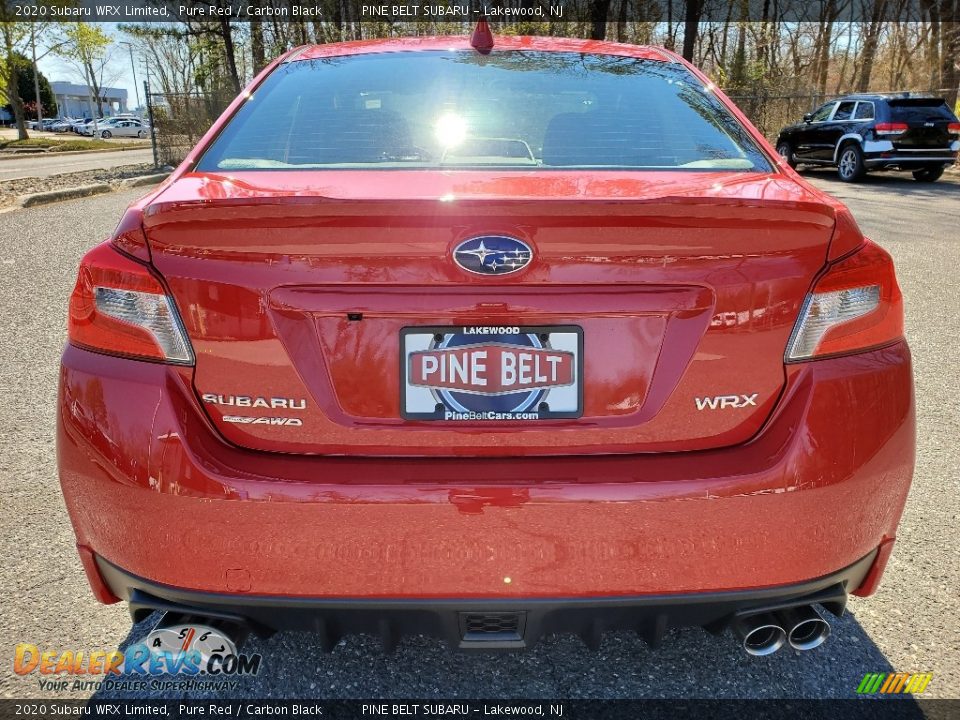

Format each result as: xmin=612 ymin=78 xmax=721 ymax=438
xmin=837 ymin=144 xmax=866 ymax=182
xmin=776 ymin=142 xmax=797 ymax=169
xmin=912 ymin=165 xmax=944 ymax=183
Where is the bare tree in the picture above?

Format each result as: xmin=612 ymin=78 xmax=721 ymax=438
xmin=119 ymin=24 xmax=198 ymax=98
xmin=0 ymin=13 xmax=31 ymax=139
xmin=56 ymin=23 xmax=121 ymax=131
xmin=589 ymin=0 xmax=612 ymax=39
xmin=683 ymin=0 xmax=704 ymax=61
xmin=856 ymin=0 xmax=888 ymax=91
xmin=941 ymin=18 xmax=959 ymax=106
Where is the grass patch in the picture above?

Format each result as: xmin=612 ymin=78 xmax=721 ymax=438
xmin=0 ymin=138 xmax=143 ymax=152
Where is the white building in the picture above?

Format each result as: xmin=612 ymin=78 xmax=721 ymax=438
xmin=50 ymin=81 xmax=127 ymax=118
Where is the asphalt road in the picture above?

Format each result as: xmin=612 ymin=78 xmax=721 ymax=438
xmin=0 ymin=173 xmax=957 ymax=701
xmin=0 ymin=148 xmax=155 ymax=182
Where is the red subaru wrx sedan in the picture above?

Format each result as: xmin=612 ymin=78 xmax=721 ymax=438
xmin=57 ymin=35 xmax=914 ymax=656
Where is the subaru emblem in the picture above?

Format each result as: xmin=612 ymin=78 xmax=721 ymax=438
xmin=452 ymin=236 xmax=533 ymax=276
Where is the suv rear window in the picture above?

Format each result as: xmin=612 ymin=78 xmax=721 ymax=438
xmin=887 ymin=99 xmax=957 ymax=123
xmin=197 ymin=51 xmax=771 ymax=172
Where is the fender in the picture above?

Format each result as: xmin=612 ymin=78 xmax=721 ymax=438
xmin=832 ymin=133 xmax=864 ymax=163
xmin=834 ymin=133 xmax=895 ymax=162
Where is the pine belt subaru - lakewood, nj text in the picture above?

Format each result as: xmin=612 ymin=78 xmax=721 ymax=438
xmin=57 ymin=33 xmax=915 ymax=657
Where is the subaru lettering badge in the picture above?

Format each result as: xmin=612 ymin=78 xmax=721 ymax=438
xmin=453 ymin=236 xmax=533 ymax=276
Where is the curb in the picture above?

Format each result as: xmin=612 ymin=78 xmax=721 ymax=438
xmin=15 ymin=172 xmax=170 ymax=209
xmin=0 ymin=145 xmax=150 ymax=161
xmin=118 ymin=172 xmax=170 ymax=189
xmin=19 ymin=183 xmax=112 ymax=208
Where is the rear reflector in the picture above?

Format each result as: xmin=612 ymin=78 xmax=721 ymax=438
xmin=786 ymin=240 xmax=903 ymax=362
xmin=68 ymin=242 xmax=194 ymax=365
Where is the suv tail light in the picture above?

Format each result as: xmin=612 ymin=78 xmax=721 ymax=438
xmin=786 ymin=240 xmax=903 ymax=362
xmin=68 ymin=242 xmax=194 ymax=365
xmin=948 ymin=122 xmax=960 ymax=135
xmin=874 ymin=122 xmax=909 ymax=135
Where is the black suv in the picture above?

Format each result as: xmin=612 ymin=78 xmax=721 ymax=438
xmin=776 ymin=94 xmax=959 ymax=182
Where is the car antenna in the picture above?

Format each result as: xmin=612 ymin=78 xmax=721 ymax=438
xmin=471 ymin=18 xmax=495 ymax=54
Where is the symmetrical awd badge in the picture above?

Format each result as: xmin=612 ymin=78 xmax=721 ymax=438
xmin=453 ymin=236 xmax=533 ymax=275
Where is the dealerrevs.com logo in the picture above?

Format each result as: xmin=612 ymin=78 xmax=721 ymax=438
xmin=14 ymin=624 xmax=262 ymax=693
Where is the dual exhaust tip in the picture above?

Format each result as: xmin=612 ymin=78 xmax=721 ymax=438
xmin=732 ymin=605 xmax=830 ymax=656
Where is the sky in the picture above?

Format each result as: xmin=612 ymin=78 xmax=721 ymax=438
xmin=36 ymin=23 xmax=143 ymax=111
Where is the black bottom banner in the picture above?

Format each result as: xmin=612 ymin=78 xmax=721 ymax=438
xmin=1 ymin=699 xmax=958 ymax=720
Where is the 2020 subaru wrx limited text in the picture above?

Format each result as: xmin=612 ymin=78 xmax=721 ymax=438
xmin=57 ymin=35 xmax=915 ymax=657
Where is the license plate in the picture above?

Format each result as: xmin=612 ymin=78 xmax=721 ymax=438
xmin=401 ymin=325 xmax=583 ymax=421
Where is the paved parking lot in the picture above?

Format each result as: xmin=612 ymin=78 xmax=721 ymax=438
xmin=0 ymin=171 xmax=957 ymax=700
xmin=0 ymin=149 xmax=155 ymax=182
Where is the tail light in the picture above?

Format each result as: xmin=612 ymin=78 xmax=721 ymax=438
xmin=874 ymin=122 xmax=908 ymax=136
xmin=786 ymin=240 xmax=903 ymax=362
xmin=948 ymin=122 xmax=960 ymax=135
xmin=68 ymin=242 xmax=194 ymax=365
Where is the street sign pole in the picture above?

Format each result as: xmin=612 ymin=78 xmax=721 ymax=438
xmin=31 ymin=27 xmax=43 ymax=127
xmin=144 ymin=80 xmax=159 ymax=169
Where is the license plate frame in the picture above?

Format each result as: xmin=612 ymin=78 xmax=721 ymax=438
xmin=400 ymin=325 xmax=583 ymax=422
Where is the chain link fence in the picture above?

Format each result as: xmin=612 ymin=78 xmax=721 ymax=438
xmin=727 ymin=92 xmax=831 ymax=139
xmin=147 ymin=90 xmax=234 ymax=167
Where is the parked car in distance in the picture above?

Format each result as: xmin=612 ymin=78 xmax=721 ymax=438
xmin=26 ymin=117 xmax=57 ymax=130
xmin=776 ymin=93 xmax=960 ymax=182
xmin=71 ymin=117 xmax=98 ymax=134
xmin=94 ymin=117 xmax=150 ymax=139
xmin=59 ymin=35 xmax=915 ymax=657
xmin=79 ymin=119 xmax=105 ymax=136
xmin=50 ymin=118 xmax=76 ymax=132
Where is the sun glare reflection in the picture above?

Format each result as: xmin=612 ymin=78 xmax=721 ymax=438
xmin=435 ymin=113 xmax=468 ymax=148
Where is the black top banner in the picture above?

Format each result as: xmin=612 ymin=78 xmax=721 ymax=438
xmin=3 ymin=0 xmax=958 ymax=24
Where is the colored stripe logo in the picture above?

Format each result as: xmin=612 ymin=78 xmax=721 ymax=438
xmin=857 ymin=672 xmax=933 ymax=694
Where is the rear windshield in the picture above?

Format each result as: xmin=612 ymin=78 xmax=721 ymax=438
xmin=888 ymin=99 xmax=958 ymax=123
xmin=197 ymin=51 xmax=771 ymax=172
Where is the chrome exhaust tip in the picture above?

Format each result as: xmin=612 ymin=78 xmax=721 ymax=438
xmin=778 ymin=606 xmax=831 ymax=651
xmin=732 ymin=613 xmax=787 ymax=656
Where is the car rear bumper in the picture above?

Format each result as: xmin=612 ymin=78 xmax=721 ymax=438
xmin=58 ymin=341 xmax=914 ymax=608
xmin=864 ymin=150 xmax=958 ymax=167
xmin=93 ymin=550 xmax=877 ymax=649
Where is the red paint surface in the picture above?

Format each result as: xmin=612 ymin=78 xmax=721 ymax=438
xmin=59 ymin=342 xmax=913 ymax=598
xmin=57 ymin=37 xmax=915 ymax=601
xmin=141 ymin=174 xmax=839 ymax=455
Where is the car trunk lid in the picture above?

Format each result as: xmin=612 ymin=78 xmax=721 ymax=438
xmin=143 ymin=169 xmax=836 ymax=456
